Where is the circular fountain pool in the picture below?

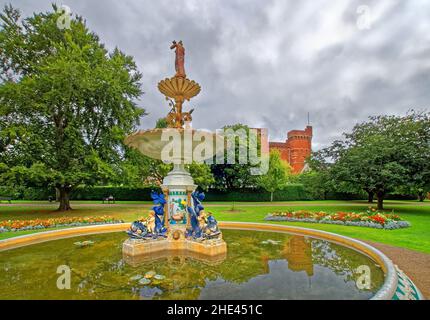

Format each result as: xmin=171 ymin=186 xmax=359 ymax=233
xmin=0 ymin=229 xmax=387 ymax=300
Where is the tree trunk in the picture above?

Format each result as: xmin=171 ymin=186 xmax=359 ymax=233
xmin=364 ymin=188 xmax=374 ymax=203
xmin=55 ymin=187 xmax=60 ymax=202
xmin=418 ymin=192 xmax=426 ymax=202
xmin=367 ymin=192 xmax=374 ymax=203
xmin=57 ymin=185 xmax=72 ymax=211
xmin=376 ymin=191 xmax=385 ymax=211
xmin=270 ymin=192 xmax=274 ymax=202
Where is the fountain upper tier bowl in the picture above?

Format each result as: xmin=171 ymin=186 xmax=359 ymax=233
xmin=124 ymin=128 xmax=225 ymax=162
xmin=158 ymin=77 xmax=201 ymax=101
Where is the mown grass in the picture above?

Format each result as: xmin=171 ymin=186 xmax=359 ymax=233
xmin=0 ymin=200 xmax=429 ymax=253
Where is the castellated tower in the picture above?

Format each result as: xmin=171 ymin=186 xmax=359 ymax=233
xmin=269 ymin=126 xmax=313 ymax=174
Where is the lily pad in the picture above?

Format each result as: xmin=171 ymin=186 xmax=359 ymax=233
xmin=154 ymin=274 xmax=165 ymax=280
xmin=74 ymin=240 xmax=95 ymax=248
xmin=145 ymin=271 xmax=156 ymax=279
xmin=130 ymin=275 xmax=143 ymax=281
xmin=262 ymin=239 xmax=281 ymax=245
xmin=139 ymin=278 xmax=151 ymax=285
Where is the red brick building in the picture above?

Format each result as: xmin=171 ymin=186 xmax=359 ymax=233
xmin=269 ymin=126 xmax=313 ymax=174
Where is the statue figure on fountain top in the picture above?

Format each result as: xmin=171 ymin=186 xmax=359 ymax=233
xmin=170 ymin=40 xmax=186 ymax=78
xmin=157 ymin=41 xmax=200 ymax=129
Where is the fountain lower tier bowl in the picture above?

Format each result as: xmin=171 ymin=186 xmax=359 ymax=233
xmin=124 ymin=128 xmax=225 ymax=162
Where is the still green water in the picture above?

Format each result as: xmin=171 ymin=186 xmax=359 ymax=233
xmin=0 ymin=230 xmax=384 ymax=300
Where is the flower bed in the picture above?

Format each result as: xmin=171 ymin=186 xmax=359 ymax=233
xmin=0 ymin=216 xmax=124 ymax=233
xmin=264 ymin=209 xmax=410 ymax=230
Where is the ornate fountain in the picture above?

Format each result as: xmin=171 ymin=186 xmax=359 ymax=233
xmin=122 ymin=41 xmax=227 ymax=260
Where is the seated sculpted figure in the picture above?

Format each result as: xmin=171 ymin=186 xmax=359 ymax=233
xmin=126 ymin=192 xmax=167 ymax=239
xmin=186 ymin=191 xmax=221 ymax=240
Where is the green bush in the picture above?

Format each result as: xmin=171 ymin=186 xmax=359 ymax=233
xmin=0 ymin=186 xmax=15 ymax=197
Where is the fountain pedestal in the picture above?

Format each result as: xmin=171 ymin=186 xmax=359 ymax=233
xmin=122 ymin=164 xmax=227 ymax=260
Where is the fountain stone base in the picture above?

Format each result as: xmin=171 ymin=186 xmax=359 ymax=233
xmin=122 ymin=232 xmax=227 ymax=257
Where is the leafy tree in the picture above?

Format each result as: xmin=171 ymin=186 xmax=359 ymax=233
xmin=0 ymin=5 xmax=144 ymax=210
xmin=211 ymin=124 xmax=261 ymax=190
xmin=300 ymin=151 xmax=337 ymax=201
xmin=113 ymin=147 xmax=153 ymax=188
xmin=319 ymin=111 xmax=430 ymax=209
xmin=155 ymin=117 xmax=168 ymax=129
xmin=129 ymin=155 xmax=213 ymax=191
xmin=311 ymin=142 xmax=378 ymax=203
xmin=187 ymin=162 xmax=215 ymax=191
xmin=391 ymin=112 xmax=430 ymax=202
xmin=257 ymin=150 xmax=291 ymax=201
xmin=299 ymin=171 xmax=330 ymax=200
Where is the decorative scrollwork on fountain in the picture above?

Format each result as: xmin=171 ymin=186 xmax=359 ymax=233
xmin=126 ymin=192 xmax=168 ymax=239
xmin=186 ymin=191 xmax=221 ymax=240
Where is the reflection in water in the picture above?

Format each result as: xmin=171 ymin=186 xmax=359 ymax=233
xmin=0 ymin=230 xmax=385 ymax=300
xmin=283 ymin=236 xmax=314 ymax=277
xmin=140 ymin=286 xmax=163 ymax=300
xmin=123 ymin=250 xmax=226 ymax=267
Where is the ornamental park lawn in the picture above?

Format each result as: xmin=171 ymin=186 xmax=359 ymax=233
xmin=0 ymin=200 xmax=429 ymax=254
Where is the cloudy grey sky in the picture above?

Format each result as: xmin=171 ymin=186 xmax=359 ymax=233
xmin=3 ymin=0 xmax=430 ymax=149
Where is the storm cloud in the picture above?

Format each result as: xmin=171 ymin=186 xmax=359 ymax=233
xmin=3 ymin=0 xmax=430 ymax=149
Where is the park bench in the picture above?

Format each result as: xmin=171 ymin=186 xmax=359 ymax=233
xmin=102 ymin=195 xmax=115 ymax=204
xmin=0 ymin=196 xmax=12 ymax=204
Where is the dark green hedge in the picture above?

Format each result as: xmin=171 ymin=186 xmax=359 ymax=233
xmin=204 ymin=185 xmax=313 ymax=202
xmin=71 ymin=186 xmax=161 ymax=201
xmin=0 ymin=185 xmax=421 ymax=202
xmin=70 ymin=185 xmax=312 ymax=202
xmin=0 ymin=186 xmax=54 ymax=200
xmin=0 ymin=185 xmax=311 ymax=201
xmin=385 ymin=194 xmax=418 ymax=201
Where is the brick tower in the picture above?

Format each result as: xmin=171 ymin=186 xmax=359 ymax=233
xmin=269 ymin=126 xmax=313 ymax=174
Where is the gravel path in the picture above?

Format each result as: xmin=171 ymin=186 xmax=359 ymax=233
xmin=364 ymin=241 xmax=430 ymax=299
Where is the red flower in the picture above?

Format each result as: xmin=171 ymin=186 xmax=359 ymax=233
xmin=370 ymin=215 xmax=386 ymax=225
